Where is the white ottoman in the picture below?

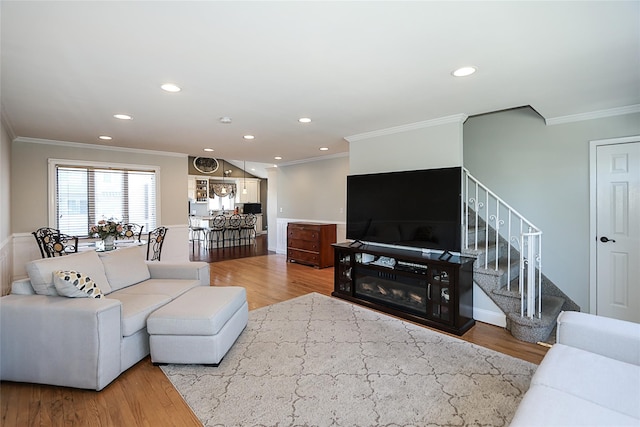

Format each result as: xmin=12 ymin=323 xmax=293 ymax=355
xmin=147 ymin=286 xmax=248 ymax=365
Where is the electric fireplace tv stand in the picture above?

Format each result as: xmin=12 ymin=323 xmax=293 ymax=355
xmin=332 ymin=242 xmax=475 ymax=335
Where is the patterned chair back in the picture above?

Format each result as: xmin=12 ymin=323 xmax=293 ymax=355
xmin=211 ymin=215 xmax=226 ymax=230
xmin=146 ymin=226 xmax=168 ymax=261
xmin=242 ymin=214 xmax=257 ymax=228
xmin=123 ymin=223 xmax=144 ymax=242
xmin=32 ymin=227 xmax=79 ymax=258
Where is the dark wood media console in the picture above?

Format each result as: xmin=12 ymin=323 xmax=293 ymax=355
xmin=332 ymin=242 xmax=475 ymax=335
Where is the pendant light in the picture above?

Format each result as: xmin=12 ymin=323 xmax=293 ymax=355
xmin=221 ymin=160 xmax=227 ymax=195
xmin=242 ymin=161 xmax=248 ymax=195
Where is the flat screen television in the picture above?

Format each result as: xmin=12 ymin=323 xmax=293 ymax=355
xmin=243 ymin=203 xmax=262 ymax=214
xmin=346 ymin=167 xmax=462 ymax=252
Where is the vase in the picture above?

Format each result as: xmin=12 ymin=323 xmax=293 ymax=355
xmin=103 ymin=235 xmax=116 ymax=251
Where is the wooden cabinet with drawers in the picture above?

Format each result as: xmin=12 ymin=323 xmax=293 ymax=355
xmin=287 ymin=222 xmax=337 ymax=268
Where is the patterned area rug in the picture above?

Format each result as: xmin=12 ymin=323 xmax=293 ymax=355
xmin=161 ymin=293 xmax=536 ymax=427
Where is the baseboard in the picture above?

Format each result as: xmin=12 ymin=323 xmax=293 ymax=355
xmin=473 ymin=307 xmax=507 ymax=328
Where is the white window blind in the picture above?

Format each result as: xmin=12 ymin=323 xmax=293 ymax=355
xmin=55 ymin=165 xmax=157 ymax=237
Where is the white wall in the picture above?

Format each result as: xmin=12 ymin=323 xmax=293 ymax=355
xmin=464 ymin=107 xmax=640 ymax=312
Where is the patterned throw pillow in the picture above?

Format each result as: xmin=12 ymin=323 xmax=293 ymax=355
xmin=52 ymin=270 xmax=104 ymax=299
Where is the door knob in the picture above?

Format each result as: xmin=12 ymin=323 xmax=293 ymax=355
xmin=600 ymin=236 xmax=616 ymax=243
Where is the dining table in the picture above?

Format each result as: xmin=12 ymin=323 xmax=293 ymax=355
xmin=79 ymin=239 xmax=147 ymax=253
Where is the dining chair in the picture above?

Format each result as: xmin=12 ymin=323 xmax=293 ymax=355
xmin=224 ymin=214 xmax=242 ymax=247
xmin=240 ymin=213 xmax=257 ymax=246
xmin=32 ymin=227 xmax=79 ymax=258
xmin=122 ymin=223 xmax=144 ymax=242
xmin=146 ymin=226 xmax=168 ymax=261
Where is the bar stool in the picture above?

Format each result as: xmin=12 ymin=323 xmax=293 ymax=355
xmin=208 ymin=215 xmax=226 ymax=248
xmin=188 ymin=215 xmax=207 ymax=250
xmin=240 ymin=214 xmax=257 ymax=245
xmin=224 ymin=214 xmax=242 ymax=247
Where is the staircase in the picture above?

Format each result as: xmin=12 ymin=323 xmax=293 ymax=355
xmin=461 ymin=169 xmax=579 ymax=343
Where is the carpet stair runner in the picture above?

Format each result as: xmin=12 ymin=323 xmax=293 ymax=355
xmin=462 ymin=211 xmax=579 ymax=343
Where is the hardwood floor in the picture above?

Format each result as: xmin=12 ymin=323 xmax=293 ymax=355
xmin=189 ymin=233 xmax=271 ymax=263
xmin=1 ymin=237 xmax=548 ymax=426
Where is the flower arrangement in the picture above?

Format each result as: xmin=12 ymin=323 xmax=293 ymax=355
xmin=90 ymin=219 xmax=124 ymax=240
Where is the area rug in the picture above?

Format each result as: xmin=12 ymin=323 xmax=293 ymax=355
xmin=161 ymin=293 xmax=536 ymax=427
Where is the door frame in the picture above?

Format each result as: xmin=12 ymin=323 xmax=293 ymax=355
xmin=589 ymin=135 xmax=640 ymax=314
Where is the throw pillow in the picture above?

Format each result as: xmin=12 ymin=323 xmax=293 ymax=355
xmin=53 ymin=270 xmax=104 ymax=299
xmin=26 ymin=250 xmax=112 ymax=296
xmin=98 ymin=245 xmax=150 ymax=291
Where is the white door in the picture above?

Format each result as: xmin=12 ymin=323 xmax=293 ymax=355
xmin=595 ymin=141 xmax=640 ymax=322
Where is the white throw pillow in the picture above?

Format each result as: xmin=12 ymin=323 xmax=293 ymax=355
xmin=53 ymin=270 xmax=104 ymax=298
xmin=98 ymin=245 xmax=150 ymax=291
xmin=26 ymin=250 xmax=111 ymax=296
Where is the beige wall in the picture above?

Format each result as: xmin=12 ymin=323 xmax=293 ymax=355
xmin=1 ymin=122 xmax=10 ymax=242
xmin=11 ymin=138 xmax=188 ymax=233
xmin=9 ymin=138 xmax=190 ymax=279
xmin=277 ymin=155 xmax=349 ymax=222
xmin=272 ymin=119 xmax=466 ymax=251
xmin=348 ymin=116 xmax=465 ymax=175
xmin=1 ymin=118 xmax=12 ymax=293
xmin=271 ymin=155 xmax=349 ymax=252
xmin=272 ymin=118 xmax=465 ymax=232
xmin=464 ymin=107 xmax=640 ymax=311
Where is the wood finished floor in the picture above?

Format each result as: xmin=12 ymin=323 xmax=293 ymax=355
xmin=1 ymin=236 xmax=548 ymax=426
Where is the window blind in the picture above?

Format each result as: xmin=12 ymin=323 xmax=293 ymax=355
xmin=56 ymin=165 xmax=157 ymax=237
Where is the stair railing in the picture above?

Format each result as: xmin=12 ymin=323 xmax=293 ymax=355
xmin=462 ymin=168 xmax=542 ymax=318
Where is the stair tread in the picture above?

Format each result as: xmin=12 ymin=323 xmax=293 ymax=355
xmin=506 ymin=295 xmax=565 ymax=327
xmin=464 ymin=204 xmax=574 ymax=343
xmin=473 ymin=256 xmax=520 ymax=276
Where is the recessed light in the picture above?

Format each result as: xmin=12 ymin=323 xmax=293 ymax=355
xmin=219 ymin=117 xmax=232 ymax=124
xmin=298 ymin=117 xmax=312 ymax=123
xmin=452 ymin=66 xmax=477 ymax=77
xmin=99 ymin=135 xmax=112 ymax=140
xmin=274 ymin=156 xmax=282 ymax=160
xmin=319 ymin=147 xmax=329 ymax=151
xmin=203 ymin=148 xmax=214 ymax=152
xmin=161 ymin=83 xmax=181 ymax=92
xmin=243 ymin=135 xmax=255 ymax=140
xmin=113 ymin=114 xmax=132 ymax=120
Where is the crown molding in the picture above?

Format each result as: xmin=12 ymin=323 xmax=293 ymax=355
xmin=344 ymin=114 xmax=468 ymax=143
xmin=0 ymin=104 xmax=17 ymax=141
xmin=278 ymin=151 xmax=349 ymax=168
xmin=13 ymin=137 xmax=187 ymax=158
xmin=545 ymin=104 xmax=640 ymax=126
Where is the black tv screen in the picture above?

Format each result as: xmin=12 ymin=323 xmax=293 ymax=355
xmin=346 ymin=167 xmax=462 ymax=252
xmin=243 ymin=203 xmax=262 ymax=214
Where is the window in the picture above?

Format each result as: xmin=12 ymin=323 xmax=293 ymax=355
xmin=51 ymin=160 xmax=158 ymax=237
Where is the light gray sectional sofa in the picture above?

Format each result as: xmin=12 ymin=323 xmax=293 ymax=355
xmin=0 ymin=246 xmax=210 ymax=391
xmin=510 ymin=311 xmax=640 ymax=426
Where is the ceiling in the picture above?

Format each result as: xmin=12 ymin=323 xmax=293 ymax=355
xmin=2 ymin=1 xmax=639 ymax=177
